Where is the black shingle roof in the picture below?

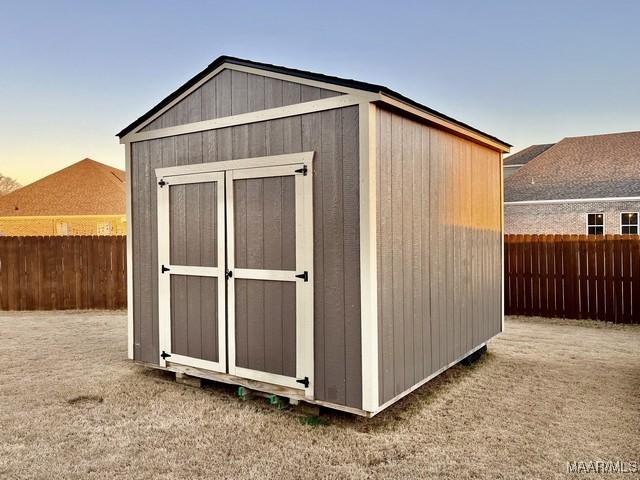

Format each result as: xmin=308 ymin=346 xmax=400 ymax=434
xmin=117 ymin=55 xmax=511 ymax=148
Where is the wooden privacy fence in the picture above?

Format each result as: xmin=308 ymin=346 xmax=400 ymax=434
xmin=505 ymin=235 xmax=639 ymax=324
xmin=0 ymin=236 xmax=126 ymax=310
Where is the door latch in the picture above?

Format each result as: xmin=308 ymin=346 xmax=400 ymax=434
xmin=295 ymin=271 xmax=308 ymax=282
xmin=225 ymin=269 xmax=233 ymax=279
xmin=296 ymin=376 xmax=310 ymax=388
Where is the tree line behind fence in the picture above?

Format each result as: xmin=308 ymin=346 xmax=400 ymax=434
xmin=505 ymin=234 xmax=639 ymax=324
xmin=0 ymin=236 xmax=126 ymax=310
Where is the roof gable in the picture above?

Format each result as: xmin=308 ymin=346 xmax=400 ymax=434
xmin=505 ymin=131 xmax=640 ymax=201
xmin=139 ymin=68 xmax=342 ymax=133
xmin=117 ymin=55 xmax=510 ymax=149
xmin=503 ymin=143 xmax=555 ymax=166
xmin=0 ymin=159 xmax=125 ymax=216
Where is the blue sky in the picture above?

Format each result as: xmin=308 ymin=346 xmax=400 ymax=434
xmin=1 ymin=0 xmax=639 ymax=184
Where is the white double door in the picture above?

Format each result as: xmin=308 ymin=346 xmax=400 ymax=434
xmin=156 ymin=154 xmax=314 ymax=397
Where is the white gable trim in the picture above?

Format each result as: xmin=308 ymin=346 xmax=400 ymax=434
xmin=120 ymin=62 xmax=378 ymax=142
xmin=119 ymin=62 xmax=509 ymax=154
xmin=122 ymin=94 xmax=367 ymax=143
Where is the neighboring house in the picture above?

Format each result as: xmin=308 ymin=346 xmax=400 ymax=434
xmin=503 ymin=143 xmax=554 ymax=179
xmin=0 ymin=158 xmax=126 ymax=236
xmin=504 ymin=131 xmax=640 ymax=235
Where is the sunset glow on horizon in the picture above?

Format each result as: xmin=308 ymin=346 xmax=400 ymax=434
xmin=2 ymin=0 xmax=639 ymax=186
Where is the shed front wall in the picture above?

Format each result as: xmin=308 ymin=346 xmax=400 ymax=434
xmin=376 ymin=107 xmax=502 ymax=405
xmin=130 ymin=105 xmax=362 ymax=409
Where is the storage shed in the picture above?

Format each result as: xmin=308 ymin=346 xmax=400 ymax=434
xmin=118 ymin=56 xmax=510 ymax=416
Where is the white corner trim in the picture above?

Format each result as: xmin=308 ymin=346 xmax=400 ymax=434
xmin=500 ymin=152 xmax=505 ymax=334
xmin=123 ymin=94 xmax=368 ymax=144
xmin=359 ymin=101 xmax=379 ymax=412
xmin=505 ymin=196 xmax=640 ymax=205
xmin=125 ymin=143 xmax=134 ymax=360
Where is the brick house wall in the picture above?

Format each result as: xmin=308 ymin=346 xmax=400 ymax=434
xmin=504 ymin=200 xmax=640 ymax=234
xmin=0 ymin=215 xmax=127 ymax=236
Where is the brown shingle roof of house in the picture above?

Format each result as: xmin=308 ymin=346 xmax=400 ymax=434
xmin=503 ymin=143 xmax=555 ymax=166
xmin=0 ymin=159 xmax=125 ymax=216
xmin=505 ymin=131 xmax=640 ymax=202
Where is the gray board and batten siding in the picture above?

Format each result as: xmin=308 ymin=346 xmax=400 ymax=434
xmin=131 ymin=68 xmax=363 ymax=408
xmin=375 ymin=107 xmax=502 ymax=406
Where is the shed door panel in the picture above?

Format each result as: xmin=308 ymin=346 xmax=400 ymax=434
xmin=235 ymin=279 xmax=296 ymax=377
xmin=232 ymin=175 xmax=298 ymax=376
xmin=169 ymin=182 xmax=219 ymax=361
xmin=157 ymin=173 xmax=226 ymax=373
xmin=227 ymin=164 xmax=313 ymax=396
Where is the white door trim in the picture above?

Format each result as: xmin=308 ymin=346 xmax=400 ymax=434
xmin=225 ymin=161 xmax=314 ymax=398
xmin=157 ymin=170 xmax=227 ymax=373
xmin=156 ymin=152 xmax=314 ymax=179
xmin=234 ymin=268 xmax=298 ymax=282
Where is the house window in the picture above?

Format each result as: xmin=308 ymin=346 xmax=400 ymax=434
xmin=620 ymin=212 xmax=639 ymax=235
xmin=587 ymin=213 xmax=604 ymax=235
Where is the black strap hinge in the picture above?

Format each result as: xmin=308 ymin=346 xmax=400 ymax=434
xmin=296 ymin=376 xmax=310 ymax=388
xmin=158 ymin=179 xmax=167 ymax=187
xmin=294 ymin=165 xmax=308 ymax=176
xmin=161 ymin=265 xmax=170 ymax=274
xmin=295 ymin=271 xmax=308 ymax=282
xmin=161 ymin=351 xmax=171 ymax=360
xmin=225 ymin=269 xmax=233 ymax=279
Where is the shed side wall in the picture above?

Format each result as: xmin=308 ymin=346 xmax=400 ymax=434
xmin=376 ymin=107 xmax=502 ymax=405
xmin=140 ymin=69 xmax=342 ymax=132
xmin=130 ymin=106 xmax=362 ymax=409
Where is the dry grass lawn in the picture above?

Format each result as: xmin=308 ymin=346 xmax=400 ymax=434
xmin=0 ymin=312 xmax=638 ymax=479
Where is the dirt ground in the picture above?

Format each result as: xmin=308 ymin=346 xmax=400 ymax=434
xmin=0 ymin=312 xmax=638 ymax=479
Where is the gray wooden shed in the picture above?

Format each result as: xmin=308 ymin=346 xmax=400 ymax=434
xmin=118 ymin=56 xmax=510 ymax=416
